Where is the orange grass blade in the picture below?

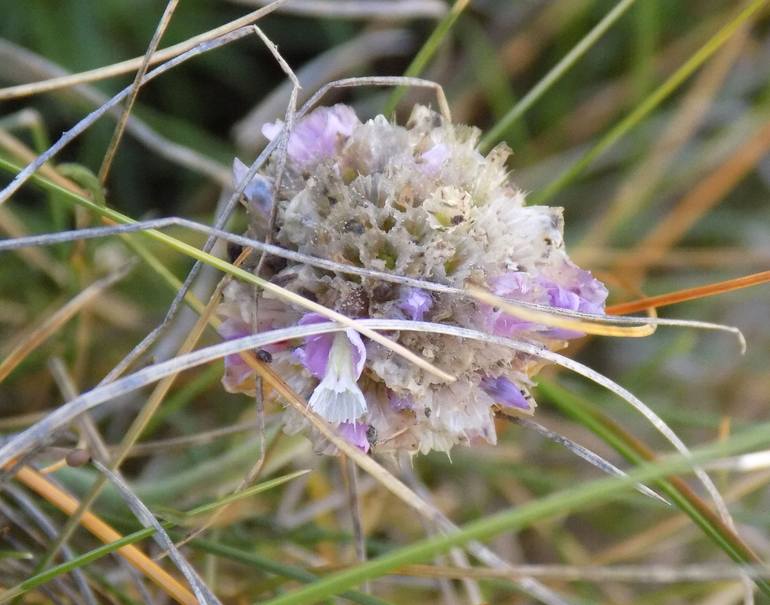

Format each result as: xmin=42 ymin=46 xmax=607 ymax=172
xmin=9 ymin=464 xmax=197 ymax=605
xmin=607 ymin=270 xmax=770 ymax=315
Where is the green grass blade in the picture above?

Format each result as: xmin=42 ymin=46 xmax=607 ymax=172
xmin=192 ymin=539 xmax=393 ymax=605
xmin=383 ymin=0 xmax=470 ymax=116
xmin=0 ymin=469 xmax=309 ymax=603
xmin=0 ymin=527 xmax=157 ymax=603
xmin=479 ymin=0 xmax=640 ymax=153
xmin=182 ymin=470 xmax=310 ymax=518
xmin=531 ymin=0 xmax=767 ymax=204
xmin=257 ymin=421 xmax=770 ymax=605
xmin=536 ymin=379 xmax=770 ymax=597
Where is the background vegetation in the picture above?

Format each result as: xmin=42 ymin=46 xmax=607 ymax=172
xmin=1 ymin=1 xmax=770 ymax=603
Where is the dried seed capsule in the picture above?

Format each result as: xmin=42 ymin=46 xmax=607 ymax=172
xmin=65 ymin=449 xmax=91 ymax=467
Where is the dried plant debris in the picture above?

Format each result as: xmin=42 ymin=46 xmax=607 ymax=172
xmin=219 ymin=104 xmax=608 ymax=456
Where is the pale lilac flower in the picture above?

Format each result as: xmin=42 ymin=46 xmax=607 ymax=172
xmin=262 ymin=104 xmax=360 ymax=169
xmin=419 ymin=143 xmax=450 ymax=174
xmin=388 ymin=391 xmax=413 ymax=411
xmin=484 ymin=272 xmax=539 ymax=335
xmin=218 ymin=103 xmax=610 ymax=455
xmin=398 ymin=288 xmax=432 ymax=321
xmin=307 ymin=329 xmax=367 ymax=423
xmin=484 ymin=267 xmax=608 ymax=339
xmin=232 ymin=158 xmax=273 ymax=216
xmin=555 ymin=264 xmax=608 ymax=315
xmin=338 ymin=422 xmax=370 ymax=453
xmin=480 ymin=375 xmax=531 ymax=411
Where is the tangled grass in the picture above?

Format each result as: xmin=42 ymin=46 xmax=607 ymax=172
xmin=1 ymin=1 xmax=770 ymax=604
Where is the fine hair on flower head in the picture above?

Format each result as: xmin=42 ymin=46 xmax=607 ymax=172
xmin=218 ymin=102 xmax=608 ymax=456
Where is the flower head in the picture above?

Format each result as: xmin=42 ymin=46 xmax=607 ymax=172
xmin=219 ymin=103 xmax=609 ymax=456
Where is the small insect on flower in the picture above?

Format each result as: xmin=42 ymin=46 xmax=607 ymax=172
xmin=256 ymin=349 xmax=273 ymax=363
xmin=219 ymin=103 xmax=608 ymax=456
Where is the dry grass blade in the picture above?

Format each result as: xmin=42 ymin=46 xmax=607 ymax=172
xmin=0 ymin=265 xmax=133 ymax=383
xmin=511 ymin=417 xmax=669 ymax=504
xmin=299 ymin=76 xmax=451 ymax=122
xmin=3 ymin=465 xmax=196 ymax=605
xmin=0 ymin=216 xmax=748 ymax=343
xmin=0 ymin=26 xmax=256 ymax=204
xmin=97 ymin=0 xmax=180 ymax=183
xmin=91 ymin=460 xmax=221 ymax=605
xmin=607 ymin=270 xmax=770 ymax=315
xmin=227 ymin=0 xmax=446 ymax=19
xmin=0 ymin=0 xmax=288 ymax=101
xmin=467 ymin=284 xmax=656 ymax=337
xmin=387 ymin=562 xmax=770 ymax=583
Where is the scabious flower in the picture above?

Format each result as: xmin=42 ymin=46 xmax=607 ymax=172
xmin=217 ymin=103 xmax=608 ymax=456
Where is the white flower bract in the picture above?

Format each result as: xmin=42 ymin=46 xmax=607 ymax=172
xmin=307 ymin=332 xmax=368 ymax=424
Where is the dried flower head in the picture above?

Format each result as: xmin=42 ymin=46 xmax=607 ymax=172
xmin=219 ymin=103 xmax=608 ymax=456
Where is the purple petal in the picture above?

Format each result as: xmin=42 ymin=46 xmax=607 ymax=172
xmin=294 ymin=314 xmax=334 ymax=379
xmin=232 ymin=158 xmax=273 ymax=216
xmin=294 ymin=313 xmax=366 ymax=379
xmin=489 ymin=272 xmax=536 ymax=297
xmin=545 ymin=261 xmax=608 ymax=315
xmin=398 ymin=288 xmax=432 ymax=321
xmin=543 ymin=283 xmax=581 ymax=312
xmin=480 ymin=375 xmax=530 ymax=411
xmin=388 ymin=391 xmax=413 ymax=411
xmin=419 ymin=143 xmax=450 ymax=174
xmin=483 ymin=272 xmax=538 ymax=335
xmin=262 ymin=104 xmax=360 ymax=169
xmin=338 ymin=422 xmax=370 ymax=453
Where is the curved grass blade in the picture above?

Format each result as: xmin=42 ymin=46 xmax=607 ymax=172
xmin=536 ymin=379 xmax=770 ymax=598
xmin=383 ymin=0 xmax=470 ymax=115
xmin=256 ymin=420 xmax=770 ymax=605
xmin=191 ymin=539 xmax=394 ymax=605
xmin=479 ymin=0 xmax=640 ymax=153
xmin=0 ymin=469 xmax=314 ymax=603
xmin=0 ymin=156 xmax=453 ymax=384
